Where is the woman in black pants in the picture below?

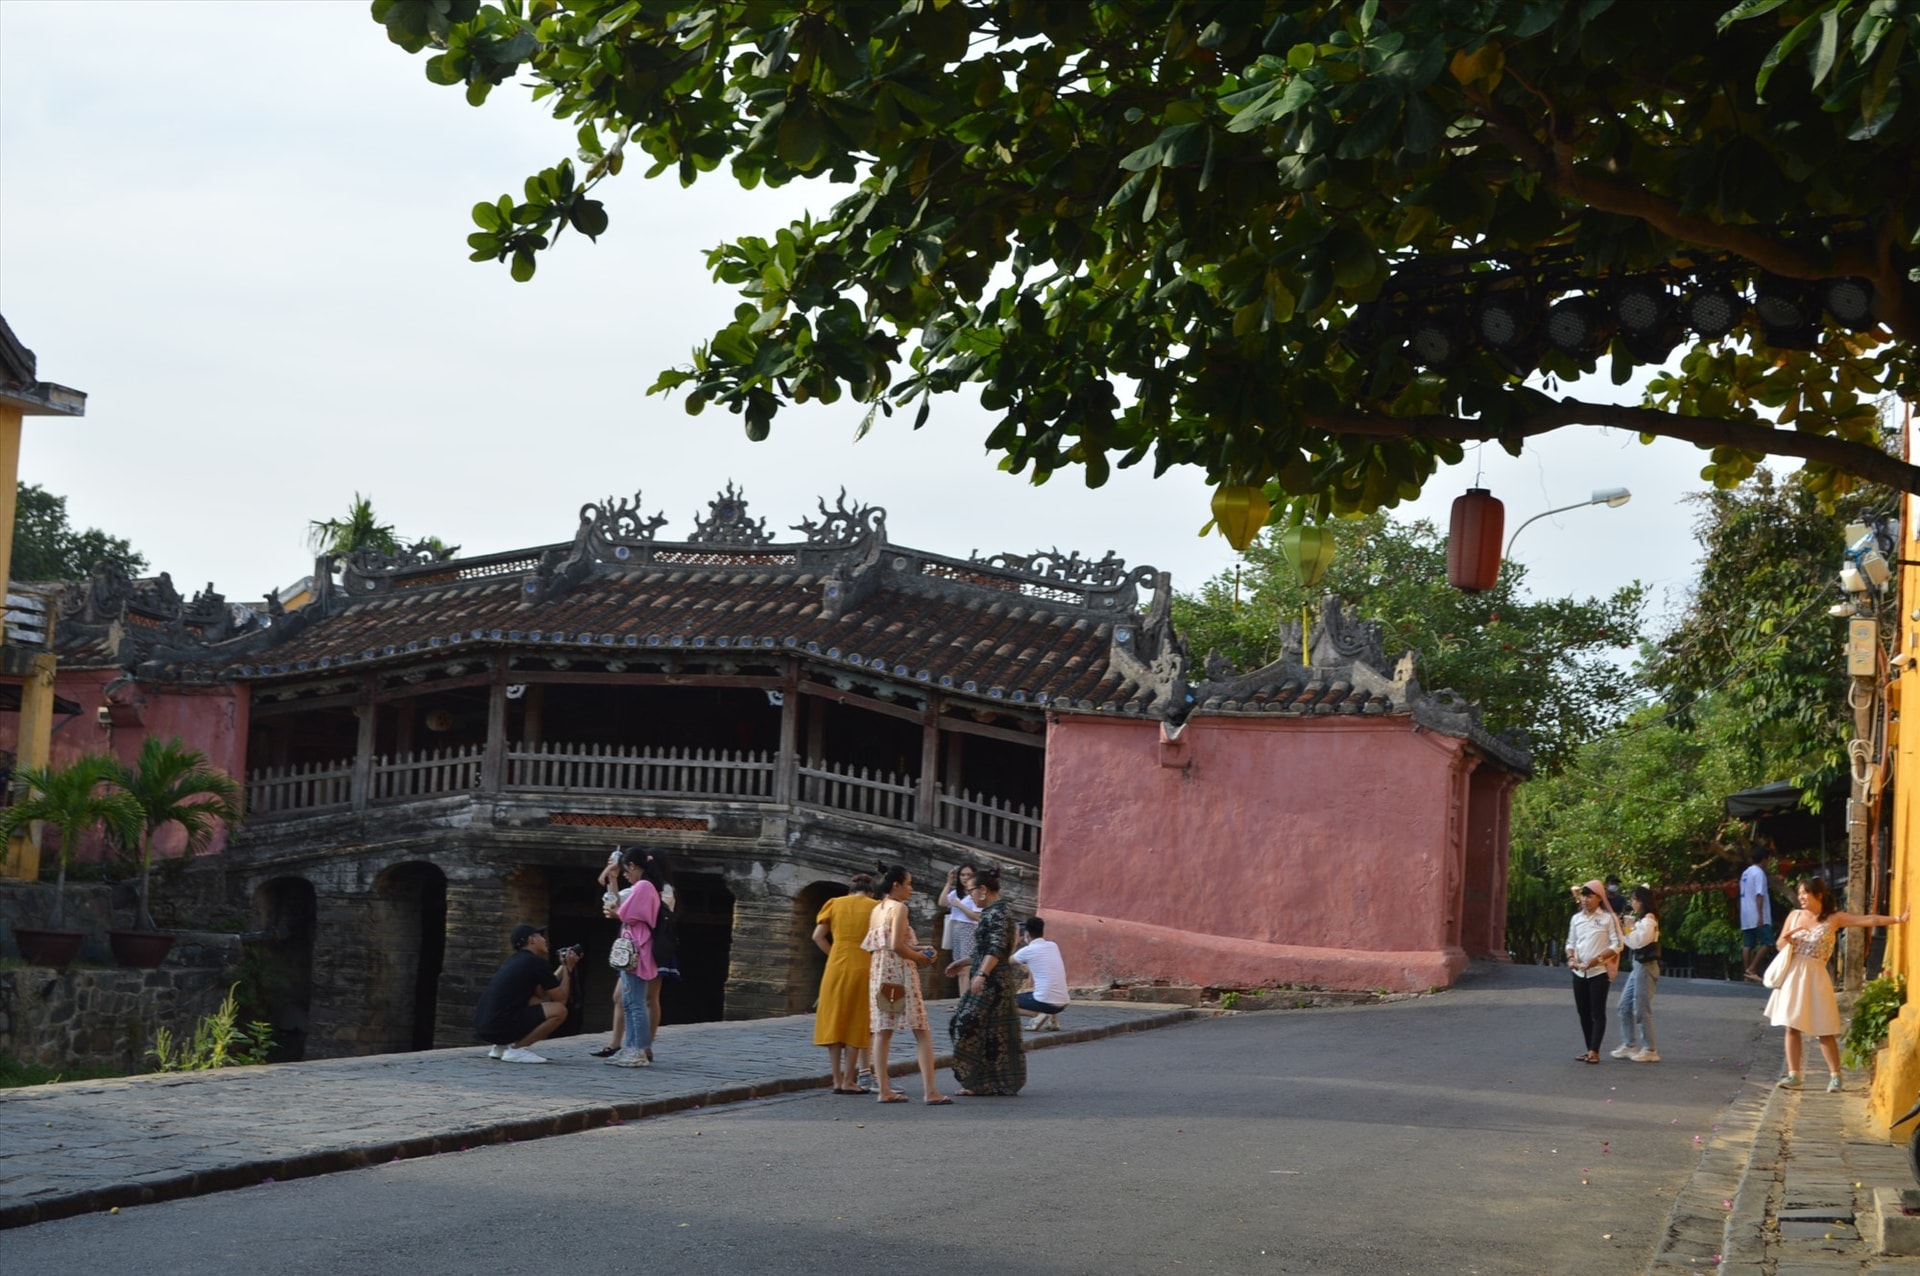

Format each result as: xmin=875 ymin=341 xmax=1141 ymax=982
xmin=1564 ymin=879 xmax=1622 ymax=1063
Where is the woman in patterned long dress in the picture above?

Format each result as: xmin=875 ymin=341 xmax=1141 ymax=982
xmin=945 ymin=866 xmax=1025 ymax=1096
xmin=863 ymin=865 xmax=948 ymax=1105
xmin=812 ymin=871 xmax=878 ymax=1093
xmin=1765 ymin=877 xmax=1907 ymax=1092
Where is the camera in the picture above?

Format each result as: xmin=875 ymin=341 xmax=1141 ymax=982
xmin=559 ymin=943 xmax=584 ymax=959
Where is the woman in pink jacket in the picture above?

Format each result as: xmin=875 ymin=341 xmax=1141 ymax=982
xmin=606 ymin=847 xmax=659 ymax=1068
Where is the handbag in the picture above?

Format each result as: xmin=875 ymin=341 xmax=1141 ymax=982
xmin=609 ymin=935 xmax=637 ymax=971
xmin=1761 ymin=946 xmax=1795 ymax=989
xmin=878 ymin=982 xmax=907 ymax=1014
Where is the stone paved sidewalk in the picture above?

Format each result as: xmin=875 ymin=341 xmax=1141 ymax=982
xmin=0 ymin=1000 xmax=1196 ymax=1229
xmin=1647 ymin=1073 xmax=1917 ymax=1275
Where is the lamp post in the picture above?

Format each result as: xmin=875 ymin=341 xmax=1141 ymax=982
xmin=1504 ymin=488 xmax=1631 ymax=559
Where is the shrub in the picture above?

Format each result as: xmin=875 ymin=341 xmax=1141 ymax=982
xmin=1842 ymin=973 xmax=1906 ymax=1071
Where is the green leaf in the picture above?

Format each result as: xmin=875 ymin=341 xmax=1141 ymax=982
xmin=1810 ymin=6 xmax=1844 ymax=87
xmin=471 ymin=200 xmax=504 ymax=231
xmin=1717 ymin=0 xmax=1795 ymax=32
xmin=568 ymin=198 xmax=609 ymax=240
xmin=510 ymin=248 xmax=536 ymax=282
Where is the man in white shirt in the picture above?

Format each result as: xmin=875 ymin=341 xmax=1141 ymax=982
xmin=1740 ymin=846 xmax=1774 ymax=984
xmin=1011 ymin=916 xmax=1071 ymax=1031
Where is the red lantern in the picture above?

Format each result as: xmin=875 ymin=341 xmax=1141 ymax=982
xmin=1447 ymin=488 xmax=1504 ymax=592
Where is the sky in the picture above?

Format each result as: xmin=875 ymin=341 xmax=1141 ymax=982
xmin=0 ymin=1 xmax=1725 ymax=635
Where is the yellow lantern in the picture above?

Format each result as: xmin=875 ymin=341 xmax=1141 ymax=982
xmin=1210 ymin=485 xmax=1271 ymax=551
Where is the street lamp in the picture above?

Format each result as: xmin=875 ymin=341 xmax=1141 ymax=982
xmin=1505 ymin=488 xmax=1632 ymax=559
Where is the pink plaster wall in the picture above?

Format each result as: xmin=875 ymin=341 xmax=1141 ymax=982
xmin=0 ymin=671 xmax=249 ymax=863
xmin=1037 ymin=713 xmax=1506 ymax=992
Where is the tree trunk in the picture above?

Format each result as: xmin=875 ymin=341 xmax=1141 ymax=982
xmin=136 ymin=830 xmax=156 ymax=933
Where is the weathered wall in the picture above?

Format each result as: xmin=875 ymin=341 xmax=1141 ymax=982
xmin=0 ymin=927 xmax=244 ymax=1071
xmin=0 ymin=670 xmax=248 ymax=864
xmin=1869 ymin=506 xmax=1919 ymax=1136
xmin=1036 ymin=713 xmax=1490 ymax=992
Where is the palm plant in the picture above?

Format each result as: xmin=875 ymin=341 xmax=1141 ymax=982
xmin=0 ymin=754 xmax=143 ymax=928
xmin=306 ymin=493 xmax=399 ymax=558
xmin=108 ymin=737 xmax=244 ymax=932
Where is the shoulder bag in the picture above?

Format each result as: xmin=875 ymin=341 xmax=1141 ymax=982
xmin=609 ymin=935 xmax=637 ymax=971
xmin=1761 ymin=945 xmax=1795 ymax=989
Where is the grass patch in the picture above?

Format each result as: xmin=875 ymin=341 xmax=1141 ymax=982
xmin=0 ymin=1055 xmax=136 ymax=1088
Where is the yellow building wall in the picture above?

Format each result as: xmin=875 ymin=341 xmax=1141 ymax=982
xmin=1869 ymin=491 xmax=1920 ymax=1135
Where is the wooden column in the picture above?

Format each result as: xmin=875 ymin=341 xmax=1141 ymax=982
xmin=523 ymin=683 xmax=544 ymax=745
xmin=774 ymin=662 xmax=798 ymax=805
xmin=351 ymin=684 xmax=377 ymax=812
xmin=481 ymin=655 xmax=507 ymax=794
xmin=916 ymin=702 xmax=939 ymax=830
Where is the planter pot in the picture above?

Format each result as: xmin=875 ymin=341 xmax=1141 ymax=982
xmin=108 ymin=930 xmax=176 ymax=969
xmin=15 ymin=927 xmax=85 ymax=970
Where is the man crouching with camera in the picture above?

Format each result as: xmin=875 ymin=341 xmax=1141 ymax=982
xmin=475 ymin=923 xmax=581 ymax=1064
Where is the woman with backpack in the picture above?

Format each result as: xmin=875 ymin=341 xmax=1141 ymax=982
xmin=603 ymin=847 xmax=659 ymax=1068
xmin=642 ymin=850 xmax=678 ymax=1063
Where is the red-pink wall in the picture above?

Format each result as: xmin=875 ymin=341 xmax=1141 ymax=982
xmin=0 ymin=670 xmax=249 ymax=863
xmin=1037 ymin=713 xmax=1503 ymax=992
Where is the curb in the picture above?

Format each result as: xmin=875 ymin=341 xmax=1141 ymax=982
xmin=1643 ymin=1074 xmax=1778 ymax=1276
xmin=0 ymin=1007 xmax=1202 ymax=1230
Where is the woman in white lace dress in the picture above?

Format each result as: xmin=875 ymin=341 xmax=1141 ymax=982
xmin=1765 ymin=877 xmax=1906 ymax=1092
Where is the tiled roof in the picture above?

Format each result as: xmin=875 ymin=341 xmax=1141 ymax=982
xmin=40 ymin=488 xmax=1526 ymax=767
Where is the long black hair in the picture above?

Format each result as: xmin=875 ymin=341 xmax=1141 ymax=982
xmin=876 ymin=863 xmax=911 ymax=896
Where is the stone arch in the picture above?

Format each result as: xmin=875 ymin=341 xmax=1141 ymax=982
xmin=249 ymin=876 xmax=316 ymax=1062
xmin=371 ymin=860 xmax=449 ymax=1052
xmin=788 ymin=879 xmax=850 ymax=1014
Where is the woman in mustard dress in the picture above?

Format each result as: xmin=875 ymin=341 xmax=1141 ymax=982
xmin=812 ymin=871 xmax=878 ymax=1093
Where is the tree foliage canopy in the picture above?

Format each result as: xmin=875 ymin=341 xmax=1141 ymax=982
xmin=1173 ymin=511 xmax=1644 ymax=769
xmin=375 ymin=0 xmax=1920 ymax=513
xmin=11 ymin=482 xmax=147 ymax=581
xmin=1642 ymin=464 xmax=1882 ymax=797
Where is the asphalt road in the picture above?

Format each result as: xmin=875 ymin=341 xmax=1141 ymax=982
xmin=0 ymin=963 xmax=1772 ymax=1275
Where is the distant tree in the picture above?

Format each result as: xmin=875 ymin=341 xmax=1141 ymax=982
xmin=306 ymin=494 xmax=400 ymax=558
xmin=1173 ymin=512 xmax=1645 ymax=771
xmin=1643 ymin=465 xmax=1886 ymax=798
xmin=10 ymin=482 xmax=147 ymax=580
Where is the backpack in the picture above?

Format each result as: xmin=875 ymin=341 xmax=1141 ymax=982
xmin=651 ymin=899 xmax=680 ymax=967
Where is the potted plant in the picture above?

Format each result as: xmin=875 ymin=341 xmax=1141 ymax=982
xmin=105 ymin=736 xmax=244 ymax=967
xmin=0 ymin=753 xmax=144 ymax=969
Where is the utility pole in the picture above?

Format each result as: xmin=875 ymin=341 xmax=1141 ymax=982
xmin=1844 ymin=631 xmax=1875 ymax=992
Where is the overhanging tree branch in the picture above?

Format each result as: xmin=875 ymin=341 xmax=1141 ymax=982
xmin=1307 ymin=397 xmax=1918 ymax=493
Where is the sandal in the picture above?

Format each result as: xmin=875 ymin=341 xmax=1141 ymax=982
xmin=877 ymin=1092 xmax=909 ymax=1104
xmin=589 ymin=1046 xmax=618 ymax=1058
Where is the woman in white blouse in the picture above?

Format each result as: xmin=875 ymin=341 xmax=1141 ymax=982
xmin=1613 ymin=885 xmax=1660 ymax=1063
xmin=1565 ymin=879 xmax=1623 ymax=1064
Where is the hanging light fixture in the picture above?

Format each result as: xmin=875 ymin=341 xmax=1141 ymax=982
xmin=1610 ymin=279 xmax=1683 ymax=365
xmin=1210 ymin=484 xmax=1271 ymax=552
xmin=1405 ymin=311 xmax=1469 ymax=368
xmin=1754 ymin=273 xmax=1823 ymax=349
xmin=1542 ymin=294 xmax=1613 ymax=360
xmin=1682 ymin=281 xmax=1747 ymax=340
xmin=1472 ymin=278 xmax=1541 ymax=375
xmin=1821 ymin=276 xmax=1877 ymax=331
xmin=1447 ymin=488 xmax=1504 ymax=592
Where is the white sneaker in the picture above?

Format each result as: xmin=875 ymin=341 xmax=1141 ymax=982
xmin=1610 ymin=1044 xmax=1635 ymax=1059
xmin=487 ymin=1044 xmax=505 ymax=1060
xmin=609 ymin=1049 xmax=650 ymax=1068
xmin=1631 ymin=1048 xmax=1660 ymax=1063
xmin=499 ymin=1046 xmax=549 ymax=1064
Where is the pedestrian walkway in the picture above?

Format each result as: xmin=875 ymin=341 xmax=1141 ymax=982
xmin=1648 ymin=1073 xmax=1917 ymax=1275
xmin=0 ymin=1000 xmax=1196 ymax=1229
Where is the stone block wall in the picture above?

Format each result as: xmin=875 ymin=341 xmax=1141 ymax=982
xmin=0 ymin=964 xmax=239 ymax=1072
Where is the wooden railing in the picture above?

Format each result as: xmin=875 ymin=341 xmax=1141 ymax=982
xmin=246 ymin=743 xmax=1040 ymax=856
xmin=935 ymin=785 xmax=1042 ymax=856
xmin=505 ymin=742 xmax=776 ymax=799
xmin=247 ymin=758 xmax=354 ymax=816
xmin=372 ymin=744 xmax=484 ymax=802
xmin=797 ymin=757 xmax=918 ymax=825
